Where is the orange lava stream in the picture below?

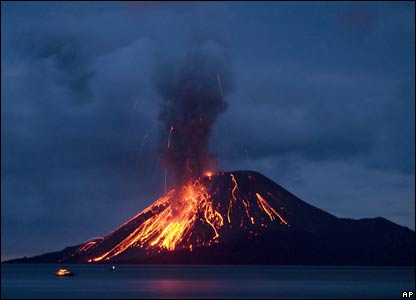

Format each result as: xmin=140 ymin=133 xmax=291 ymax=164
xmin=85 ymin=174 xmax=289 ymax=262
xmin=242 ymin=199 xmax=252 ymax=221
xmin=76 ymin=241 xmax=96 ymax=253
xmin=89 ymin=180 xmax=223 ymax=262
xmin=255 ymin=193 xmax=288 ymax=224
xmin=227 ymin=173 xmax=239 ymax=224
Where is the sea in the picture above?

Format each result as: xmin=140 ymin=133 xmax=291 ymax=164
xmin=1 ymin=264 xmax=414 ymax=299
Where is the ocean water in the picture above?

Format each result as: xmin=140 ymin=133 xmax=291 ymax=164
xmin=1 ymin=264 xmax=414 ymax=299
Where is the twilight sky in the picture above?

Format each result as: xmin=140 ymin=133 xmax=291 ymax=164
xmin=1 ymin=1 xmax=414 ymax=261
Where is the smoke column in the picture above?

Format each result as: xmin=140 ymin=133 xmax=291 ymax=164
xmin=157 ymin=41 xmax=233 ymax=187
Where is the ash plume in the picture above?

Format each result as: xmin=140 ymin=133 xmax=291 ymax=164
xmin=157 ymin=41 xmax=233 ymax=186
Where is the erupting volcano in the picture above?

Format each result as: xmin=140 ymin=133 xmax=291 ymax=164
xmin=5 ymin=46 xmax=414 ymax=266
xmin=67 ymin=171 xmax=295 ymax=263
xmin=8 ymin=170 xmax=414 ymax=265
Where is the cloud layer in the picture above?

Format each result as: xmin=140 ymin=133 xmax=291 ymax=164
xmin=1 ymin=1 xmax=414 ymax=260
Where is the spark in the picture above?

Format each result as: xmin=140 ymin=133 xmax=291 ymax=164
xmin=138 ymin=134 xmax=149 ymax=157
xmin=167 ymin=125 xmax=174 ymax=149
xmin=164 ymin=126 xmax=174 ymax=192
xmin=217 ymin=74 xmax=224 ymax=99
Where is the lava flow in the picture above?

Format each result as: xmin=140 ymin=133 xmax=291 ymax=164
xmin=12 ymin=169 xmax=416 ymax=266
xmin=76 ymin=171 xmax=289 ymax=263
xmin=69 ymin=48 xmax=290 ymax=263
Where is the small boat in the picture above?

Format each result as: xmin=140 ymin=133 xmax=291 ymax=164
xmin=55 ymin=268 xmax=75 ymax=277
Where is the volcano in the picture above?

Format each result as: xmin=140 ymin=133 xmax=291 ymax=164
xmin=6 ymin=171 xmax=414 ymax=265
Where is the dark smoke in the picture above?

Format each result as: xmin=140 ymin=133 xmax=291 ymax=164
xmin=157 ymin=41 xmax=233 ymax=186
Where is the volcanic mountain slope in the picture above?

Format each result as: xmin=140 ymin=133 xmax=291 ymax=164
xmin=6 ymin=171 xmax=415 ymax=265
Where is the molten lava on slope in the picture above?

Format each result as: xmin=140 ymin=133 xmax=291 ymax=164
xmin=8 ymin=170 xmax=414 ymax=265
xmin=66 ymin=171 xmax=296 ymax=263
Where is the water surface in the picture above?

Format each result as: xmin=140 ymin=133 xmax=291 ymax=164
xmin=1 ymin=264 xmax=414 ymax=299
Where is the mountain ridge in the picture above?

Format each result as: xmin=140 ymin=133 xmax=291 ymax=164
xmin=4 ymin=170 xmax=415 ymax=265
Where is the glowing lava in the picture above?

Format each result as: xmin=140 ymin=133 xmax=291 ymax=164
xmin=81 ymin=172 xmax=289 ymax=263
xmin=88 ymin=179 xmax=223 ymax=262
xmin=204 ymin=171 xmax=213 ymax=180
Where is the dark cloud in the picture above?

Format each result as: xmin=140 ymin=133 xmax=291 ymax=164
xmin=1 ymin=1 xmax=414 ymax=260
xmin=13 ymin=32 xmax=94 ymax=103
xmin=156 ymin=40 xmax=233 ymax=185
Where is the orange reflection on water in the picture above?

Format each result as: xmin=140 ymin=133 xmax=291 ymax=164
xmin=141 ymin=279 xmax=222 ymax=298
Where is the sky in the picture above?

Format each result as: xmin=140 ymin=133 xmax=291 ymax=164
xmin=1 ymin=1 xmax=414 ymax=261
